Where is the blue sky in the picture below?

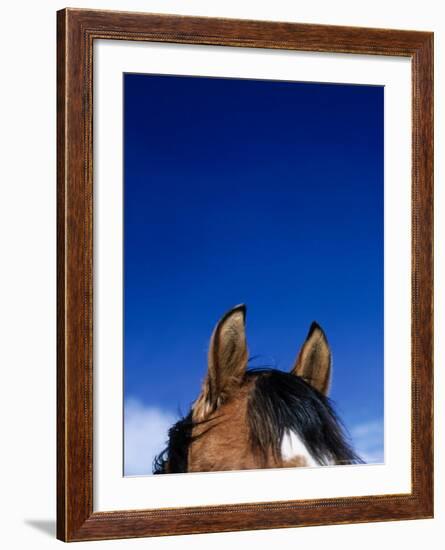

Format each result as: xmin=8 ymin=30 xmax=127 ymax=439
xmin=123 ymin=73 xmax=384 ymax=475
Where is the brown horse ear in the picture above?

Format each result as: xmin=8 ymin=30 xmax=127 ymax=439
xmin=193 ymin=305 xmax=248 ymax=420
xmin=291 ymin=322 xmax=332 ymax=395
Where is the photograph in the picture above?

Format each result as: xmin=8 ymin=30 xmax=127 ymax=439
xmin=123 ymin=73 xmax=384 ymax=477
xmin=54 ymin=8 xmax=433 ymax=541
xmin=1 ymin=0 xmax=440 ymax=547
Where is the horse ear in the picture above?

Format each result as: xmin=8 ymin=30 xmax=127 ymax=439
xmin=291 ymin=322 xmax=332 ymax=395
xmin=193 ymin=305 xmax=248 ymax=419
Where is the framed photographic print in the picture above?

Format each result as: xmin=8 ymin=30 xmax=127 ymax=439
xmin=57 ymin=8 xmax=434 ymax=542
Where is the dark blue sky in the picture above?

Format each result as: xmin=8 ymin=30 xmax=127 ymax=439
xmin=124 ymin=73 xmax=383 ymax=442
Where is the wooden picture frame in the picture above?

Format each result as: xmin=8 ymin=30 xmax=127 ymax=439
xmin=57 ymin=8 xmax=434 ymax=542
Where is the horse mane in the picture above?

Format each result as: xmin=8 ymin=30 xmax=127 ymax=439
xmin=153 ymin=367 xmax=362 ymax=474
xmin=246 ymin=368 xmax=362 ymax=466
xmin=152 ymin=411 xmax=194 ymax=474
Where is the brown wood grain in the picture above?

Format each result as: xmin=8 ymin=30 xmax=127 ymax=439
xmin=57 ymin=8 xmax=434 ymax=542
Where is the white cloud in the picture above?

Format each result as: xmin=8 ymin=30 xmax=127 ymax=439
xmin=350 ymin=419 xmax=384 ymax=464
xmin=124 ymin=398 xmax=177 ymax=476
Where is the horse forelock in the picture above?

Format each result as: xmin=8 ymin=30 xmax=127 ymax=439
xmin=246 ymin=368 xmax=362 ymax=466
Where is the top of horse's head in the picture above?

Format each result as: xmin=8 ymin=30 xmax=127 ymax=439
xmin=153 ymin=305 xmax=361 ymax=474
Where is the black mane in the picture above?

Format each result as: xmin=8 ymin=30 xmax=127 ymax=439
xmin=153 ymin=411 xmax=194 ymax=474
xmin=246 ymin=368 xmax=362 ymax=466
xmin=153 ymin=368 xmax=362 ymax=474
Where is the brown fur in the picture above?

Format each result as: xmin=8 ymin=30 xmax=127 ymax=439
xmin=189 ymin=381 xmax=264 ymax=472
xmin=282 ymin=456 xmax=308 ymax=468
xmin=292 ymin=323 xmax=331 ymax=395
xmin=189 ymin=379 xmax=308 ymax=472
xmin=193 ymin=306 xmax=248 ymax=421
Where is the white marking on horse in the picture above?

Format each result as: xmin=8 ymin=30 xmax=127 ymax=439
xmin=281 ymin=430 xmax=318 ymax=466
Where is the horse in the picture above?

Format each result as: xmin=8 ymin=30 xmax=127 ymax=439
xmin=153 ymin=304 xmax=362 ymax=474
